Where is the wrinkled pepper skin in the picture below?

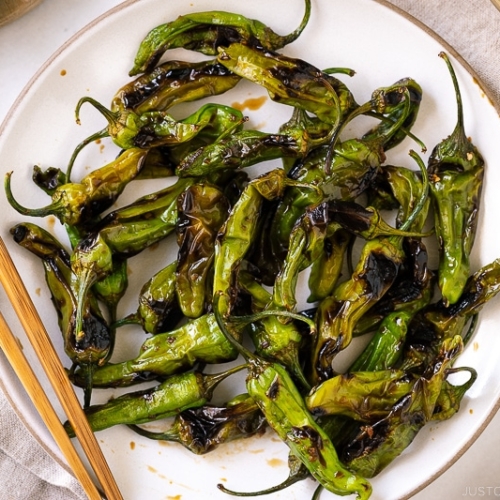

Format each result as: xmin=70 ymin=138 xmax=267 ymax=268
xmin=10 ymin=223 xmax=111 ymax=368
xmin=129 ymin=0 xmax=311 ymax=75
xmin=113 ymin=59 xmax=241 ymax=115
xmin=128 ymin=393 xmax=266 ymax=455
xmin=116 ymin=261 xmax=182 ymax=335
xmin=427 ymin=52 xmax=484 ymax=306
xmin=217 ymin=43 xmax=355 ymax=127
xmin=176 ymin=183 xmax=230 ymax=318
xmin=70 ymin=177 xmax=194 ymax=343
xmin=341 ymin=335 xmax=464 ymax=478
xmin=5 ymin=148 xmax=148 ymax=227
xmin=214 ymin=303 xmax=372 ymax=499
xmin=76 ymin=99 xmax=245 ymax=151
xmin=306 ymin=369 xmax=415 ymax=422
xmin=176 ymin=129 xmax=306 ymax=178
xmin=70 ymin=313 xmax=238 ymax=388
xmin=406 ymin=258 xmax=500 ymax=349
xmin=311 ymin=237 xmax=404 ymax=384
xmin=65 ymin=367 xmax=240 ymax=436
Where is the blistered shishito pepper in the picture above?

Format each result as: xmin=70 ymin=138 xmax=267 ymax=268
xmin=427 ymin=52 xmax=484 ymax=306
xmin=341 ymin=335 xmax=465 ymax=478
xmin=74 ymin=100 xmax=245 ymax=152
xmin=129 ymin=0 xmax=312 ymax=75
xmin=65 ymin=365 xmax=244 ymax=436
xmin=307 ymin=227 xmax=352 ymax=303
xmin=326 ymin=200 xmax=430 ymax=240
xmin=70 ymin=313 xmax=238 ymax=389
xmin=306 ymin=369 xmax=416 ymax=422
xmin=175 ymin=128 xmax=307 ymax=178
xmin=361 ymin=77 xmax=423 ymax=152
xmin=213 ymin=168 xmax=318 ymax=318
xmin=405 ymin=258 xmax=500 ymax=357
xmin=217 ymin=43 xmax=354 ymax=127
xmin=115 ymin=261 xmax=182 ymax=335
xmin=212 ymin=169 xmax=318 ymax=387
xmin=273 ymin=202 xmax=328 ymax=312
xmin=176 ymin=183 xmax=230 ymax=318
xmin=311 ymin=152 xmax=429 ymax=384
xmin=213 ymin=295 xmax=373 ymax=499
xmin=270 ymin=78 xmax=421 ymax=258
xmin=10 ymin=223 xmax=111 ymax=365
xmin=70 ymin=177 xmax=193 ymax=342
xmin=5 ymin=148 xmax=148 ymax=227
xmin=113 ymin=59 xmax=241 ymax=116
xmin=11 ymin=223 xmax=111 ymax=407
xmin=128 ymin=393 xmax=266 ymax=455
xmin=352 ymin=238 xmax=433 ymax=338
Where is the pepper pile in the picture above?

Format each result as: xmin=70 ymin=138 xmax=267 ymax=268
xmin=5 ymin=1 xmax=500 ymax=498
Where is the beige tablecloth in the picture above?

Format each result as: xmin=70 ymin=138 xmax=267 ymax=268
xmin=0 ymin=1 xmax=499 ymax=499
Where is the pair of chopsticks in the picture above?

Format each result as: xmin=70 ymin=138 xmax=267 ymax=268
xmin=0 ymin=237 xmax=123 ymax=500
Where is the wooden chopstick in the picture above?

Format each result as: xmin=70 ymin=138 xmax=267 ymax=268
xmin=0 ymin=312 xmax=103 ymax=500
xmin=0 ymin=237 xmax=123 ymax=500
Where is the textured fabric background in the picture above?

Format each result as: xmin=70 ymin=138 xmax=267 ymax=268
xmin=387 ymin=0 xmax=500 ymax=104
xmin=0 ymin=1 xmax=499 ymax=499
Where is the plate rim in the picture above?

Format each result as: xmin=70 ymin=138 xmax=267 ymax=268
xmin=0 ymin=0 xmax=499 ymax=498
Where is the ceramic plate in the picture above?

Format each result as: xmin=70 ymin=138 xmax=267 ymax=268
xmin=1 ymin=0 xmax=500 ymax=498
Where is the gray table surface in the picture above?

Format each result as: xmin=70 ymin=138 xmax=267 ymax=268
xmin=1 ymin=1 xmax=499 ymax=499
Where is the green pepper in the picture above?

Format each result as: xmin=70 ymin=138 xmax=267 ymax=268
xmin=217 ymin=43 xmax=351 ymax=127
xmin=270 ymin=78 xmax=421 ymax=259
xmin=273 ymin=202 xmax=328 ymax=312
xmin=5 ymin=148 xmax=148 ymax=227
xmin=176 ymin=183 xmax=230 ymax=318
xmin=74 ymin=100 xmax=245 ymax=152
xmin=115 ymin=261 xmax=182 ymax=335
xmin=176 ymin=128 xmax=308 ymax=178
xmin=310 ymin=152 xmax=429 ymax=384
xmin=212 ymin=169 xmax=318 ymax=387
xmin=129 ymin=0 xmax=312 ymax=75
xmin=341 ymin=335 xmax=465 ymax=478
xmin=128 ymin=393 xmax=266 ymax=455
xmin=352 ymin=238 xmax=434 ymax=338
xmin=361 ymin=77 xmax=423 ymax=152
xmin=405 ymin=257 xmax=500 ymax=359
xmin=307 ymin=227 xmax=352 ymax=303
xmin=427 ymin=52 xmax=484 ymax=306
xmin=70 ymin=177 xmax=193 ymax=343
xmin=213 ymin=294 xmax=373 ymax=499
xmin=70 ymin=313 xmax=238 ymax=388
xmin=114 ymin=59 xmax=241 ymax=116
xmin=10 ymin=223 xmax=111 ymax=407
xmin=213 ymin=168 xmax=317 ymax=318
xmin=326 ymin=200 xmax=430 ymax=240
xmin=306 ymin=369 xmax=416 ymax=422
xmin=65 ymin=365 xmax=243 ymax=436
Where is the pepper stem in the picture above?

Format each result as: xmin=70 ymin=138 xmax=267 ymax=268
xmin=399 ymin=150 xmax=430 ymax=232
xmin=66 ymin=128 xmax=109 ymax=182
xmin=281 ymin=0 xmax=312 ymax=46
xmin=439 ymin=52 xmax=464 ymax=135
xmin=75 ymin=96 xmax=118 ymax=127
xmin=4 ymin=172 xmax=61 ymax=218
xmin=217 ymin=463 xmax=309 ymax=496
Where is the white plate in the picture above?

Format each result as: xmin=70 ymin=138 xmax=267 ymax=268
xmin=1 ymin=0 xmax=500 ymax=499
